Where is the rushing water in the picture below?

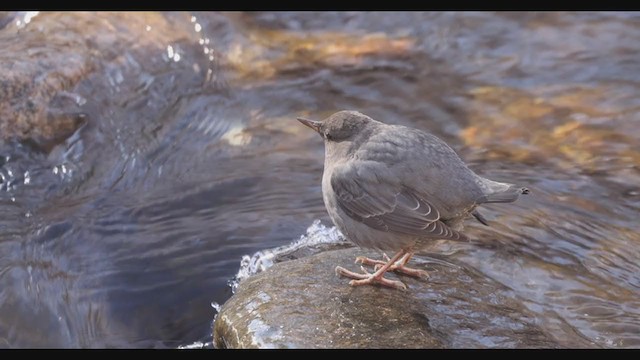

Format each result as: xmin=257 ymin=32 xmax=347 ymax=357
xmin=0 ymin=11 xmax=639 ymax=348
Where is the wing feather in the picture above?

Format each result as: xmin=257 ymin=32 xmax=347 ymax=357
xmin=330 ymin=162 xmax=467 ymax=241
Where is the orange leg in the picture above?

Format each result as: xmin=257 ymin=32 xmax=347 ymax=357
xmin=335 ymin=250 xmax=408 ymax=290
xmin=356 ymin=252 xmax=429 ymax=278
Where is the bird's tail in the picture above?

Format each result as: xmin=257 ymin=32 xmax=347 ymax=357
xmin=477 ymin=184 xmax=530 ymax=204
xmin=471 ymin=178 xmax=529 ymax=227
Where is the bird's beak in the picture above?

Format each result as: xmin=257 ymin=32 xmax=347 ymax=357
xmin=296 ymin=117 xmax=322 ymax=134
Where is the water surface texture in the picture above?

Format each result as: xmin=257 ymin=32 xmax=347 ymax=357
xmin=0 ymin=12 xmax=639 ymax=348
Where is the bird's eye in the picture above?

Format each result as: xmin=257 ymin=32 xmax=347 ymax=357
xmin=324 ymin=132 xmax=333 ymax=141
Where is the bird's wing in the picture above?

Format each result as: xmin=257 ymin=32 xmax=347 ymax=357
xmin=330 ymin=161 xmax=467 ymax=241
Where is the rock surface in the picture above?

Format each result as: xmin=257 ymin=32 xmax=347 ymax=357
xmin=0 ymin=12 xmax=195 ymax=150
xmin=214 ymin=247 xmax=571 ymax=348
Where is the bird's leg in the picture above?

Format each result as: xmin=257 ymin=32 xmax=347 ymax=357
xmin=335 ymin=250 xmax=408 ymax=290
xmin=355 ymin=251 xmax=429 ymax=278
xmin=354 ymin=252 xmax=390 ymax=267
xmin=373 ymin=251 xmax=430 ymax=279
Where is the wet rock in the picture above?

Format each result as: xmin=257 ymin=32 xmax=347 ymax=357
xmin=461 ymin=85 xmax=640 ymax=178
xmin=214 ymin=247 xmax=568 ymax=348
xmin=206 ymin=13 xmax=416 ymax=83
xmin=0 ymin=12 xmax=195 ymax=150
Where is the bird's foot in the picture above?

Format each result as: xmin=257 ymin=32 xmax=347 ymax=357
xmin=335 ymin=266 xmax=407 ymax=291
xmin=356 ymin=254 xmax=429 ymax=279
xmin=355 ymin=255 xmax=387 ymax=267
xmin=374 ymin=263 xmax=430 ymax=279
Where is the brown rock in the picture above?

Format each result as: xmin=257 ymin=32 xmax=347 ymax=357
xmin=214 ymin=247 xmax=570 ymax=348
xmin=0 ymin=12 xmax=194 ymax=150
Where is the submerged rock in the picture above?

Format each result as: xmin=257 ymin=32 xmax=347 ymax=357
xmin=214 ymin=247 xmax=572 ymax=349
xmin=0 ymin=12 xmax=195 ymax=151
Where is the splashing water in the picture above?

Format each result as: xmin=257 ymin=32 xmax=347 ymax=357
xmin=210 ymin=301 xmax=221 ymax=313
xmin=228 ymin=220 xmax=346 ymax=293
xmin=177 ymin=341 xmax=212 ymax=349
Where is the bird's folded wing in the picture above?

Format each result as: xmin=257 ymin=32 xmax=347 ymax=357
xmin=330 ymin=161 xmax=466 ymax=241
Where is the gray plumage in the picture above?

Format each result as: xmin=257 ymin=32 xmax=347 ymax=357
xmin=298 ymin=110 xmax=529 ymax=252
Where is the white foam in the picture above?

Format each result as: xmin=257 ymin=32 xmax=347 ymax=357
xmin=228 ymin=220 xmax=345 ymax=293
xmin=210 ymin=301 xmax=221 ymax=313
xmin=177 ymin=341 xmax=212 ymax=349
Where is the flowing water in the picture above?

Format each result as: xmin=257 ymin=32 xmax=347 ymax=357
xmin=0 ymin=11 xmax=639 ymax=348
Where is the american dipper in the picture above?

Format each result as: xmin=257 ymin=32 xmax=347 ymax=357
xmin=297 ymin=110 xmax=529 ymax=290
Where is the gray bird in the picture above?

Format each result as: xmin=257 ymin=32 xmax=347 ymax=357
xmin=297 ymin=110 xmax=529 ymax=290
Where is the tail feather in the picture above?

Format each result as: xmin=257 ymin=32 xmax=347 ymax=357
xmin=477 ymin=185 xmax=530 ymax=204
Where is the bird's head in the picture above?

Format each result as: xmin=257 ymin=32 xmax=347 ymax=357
xmin=297 ymin=110 xmax=374 ymax=143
